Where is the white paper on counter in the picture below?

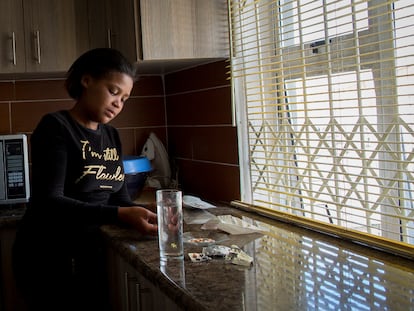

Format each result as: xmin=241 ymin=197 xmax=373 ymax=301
xmin=201 ymin=215 xmax=266 ymax=235
xmin=184 ymin=209 xmax=217 ymax=225
xmin=183 ymin=195 xmax=216 ymax=209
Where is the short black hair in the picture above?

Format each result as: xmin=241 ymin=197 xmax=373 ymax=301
xmin=65 ymin=48 xmax=137 ymax=99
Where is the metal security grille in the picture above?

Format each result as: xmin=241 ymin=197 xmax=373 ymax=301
xmin=228 ymin=0 xmax=414 ymax=255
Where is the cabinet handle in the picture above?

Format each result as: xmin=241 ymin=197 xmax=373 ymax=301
xmin=135 ymin=282 xmax=151 ymax=311
xmin=133 ymin=0 xmax=143 ymax=61
xmin=125 ymin=271 xmax=151 ymax=311
xmin=124 ymin=271 xmax=152 ymax=311
xmin=11 ymin=32 xmax=17 ymax=66
xmin=34 ymin=30 xmax=41 ymax=64
xmin=124 ymin=272 xmax=131 ymax=311
xmin=107 ymin=29 xmax=112 ymax=48
xmin=135 ymin=283 xmax=141 ymax=311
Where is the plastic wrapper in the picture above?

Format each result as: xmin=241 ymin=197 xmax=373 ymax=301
xmin=183 ymin=209 xmax=216 ymax=225
xmin=224 ymin=245 xmax=253 ymax=267
xmin=201 ymin=215 xmax=265 ymax=235
xmin=183 ymin=195 xmax=216 ymax=209
xmin=202 ymin=245 xmax=231 ymax=257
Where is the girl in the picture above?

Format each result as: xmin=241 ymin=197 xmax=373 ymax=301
xmin=13 ymin=48 xmax=158 ymax=310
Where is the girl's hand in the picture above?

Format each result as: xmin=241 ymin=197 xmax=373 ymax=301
xmin=118 ymin=206 xmax=158 ymax=236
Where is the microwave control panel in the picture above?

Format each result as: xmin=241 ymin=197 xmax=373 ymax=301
xmin=5 ymin=140 xmax=26 ymax=197
xmin=0 ymin=135 xmax=30 ymax=204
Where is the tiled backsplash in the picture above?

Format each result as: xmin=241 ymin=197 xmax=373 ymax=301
xmin=165 ymin=60 xmax=240 ymax=202
xmin=0 ymin=76 xmax=167 ymax=156
xmin=0 ymin=60 xmax=240 ymax=203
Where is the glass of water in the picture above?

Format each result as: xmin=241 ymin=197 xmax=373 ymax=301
xmin=156 ymin=189 xmax=184 ymax=261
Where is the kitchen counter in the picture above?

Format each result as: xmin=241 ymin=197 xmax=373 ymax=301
xmin=0 ymin=204 xmax=26 ymax=228
xmin=2 ymin=203 xmax=414 ymax=310
xmin=101 ymin=204 xmax=414 ymax=311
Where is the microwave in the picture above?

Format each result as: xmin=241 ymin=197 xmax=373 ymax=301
xmin=0 ymin=134 xmax=30 ymax=205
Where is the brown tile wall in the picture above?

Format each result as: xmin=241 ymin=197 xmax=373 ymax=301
xmin=0 ymin=60 xmax=240 ymax=204
xmin=110 ymin=75 xmax=167 ymax=155
xmin=0 ymin=75 xmax=167 ymax=158
xmin=165 ymin=60 xmax=240 ymax=203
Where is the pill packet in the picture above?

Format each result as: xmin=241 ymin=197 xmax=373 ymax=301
xmin=224 ymin=245 xmax=253 ymax=267
xmin=202 ymin=245 xmax=231 ymax=257
xmin=183 ymin=231 xmax=228 ymax=247
xmin=188 ymin=252 xmax=212 ymax=263
xmin=186 ymin=237 xmax=216 ymax=246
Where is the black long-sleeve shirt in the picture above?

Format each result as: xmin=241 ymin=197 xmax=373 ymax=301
xmin=13 ymin=110 xmax=137 ymax=309
xmin=17 ymin=110 xmax=133 ymax=248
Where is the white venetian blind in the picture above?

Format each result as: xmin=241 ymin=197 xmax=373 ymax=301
xmin=228 ymin=0 xmax=414 ymax=257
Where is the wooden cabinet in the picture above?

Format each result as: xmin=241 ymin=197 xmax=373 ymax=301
xmin=88 ymin=0 xmax=139 ymax=64
xmin=89 ymin=0 xmax=229 ymax=64
xmin=0 ymin=0 xmax=26 ymax=73
xmin=1 ymin=0 xmax=229 ymax=74
xmin=0 ymin=0 xmax=90 ymax=74
xmin=140 ymin=0 xmax=229 ymax=60
xmin=107 ymin=250 xmax=155 ymax=311
xmin=23 ymin=0 xmax=90 ymax=72
xmin=0 ymin=227 xmax=27 ymax=311
xmin=107 ymin=245 xmax=148 ymax=311
xmin=106 ymin=245 xmax=183 ymax=311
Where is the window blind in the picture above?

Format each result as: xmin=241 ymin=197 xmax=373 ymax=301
xmin=228 ymin=0 xmax=414 ymax=257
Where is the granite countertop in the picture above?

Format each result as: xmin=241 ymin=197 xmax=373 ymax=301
xmin=101 ymin=204 xmax=414 ymax=311
xmin=2 ymin=202 xmax=414 ymax=310
xmin=0 ymin=204 xmax=26 ymax=228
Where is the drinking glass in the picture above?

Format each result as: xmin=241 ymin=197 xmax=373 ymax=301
xmin=157 ymin=189 xmax=184 ymax=260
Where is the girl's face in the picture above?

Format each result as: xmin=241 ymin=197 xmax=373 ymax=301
xmin=79 ymin=71 xmax=134 ymax=126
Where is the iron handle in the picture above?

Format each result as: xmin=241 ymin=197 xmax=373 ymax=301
xmin=107 ymin=28 xmax=112 ymax=48
xmin=11 ymin=32 xmax=17 ymax=66
xmin=34 ymin=30 xmax=41 ymax=64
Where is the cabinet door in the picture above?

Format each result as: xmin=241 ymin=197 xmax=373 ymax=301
xmin=106 ymin=246 xmax=155 ymax=311
xmin=108 ymin=0 xmax=141 ymax=63
xmin=106 ymin=244 xmax=184 ymax=311
xmin=87 ymin=0 xmax=111 ymax=50
xmin=140 ymin=0 xmax=229 ymax=60
xmin=140 ymin=0 xmax=194 ymax=60
xmin=123 ymin=261 xmax=155 ymax=311
xmin=0 ymin=227 xmax=27 ymax=311
xmin=23 ymin=0 xmax=90 ymax=72
xmin=0 ymin=0 xmax=26 ymax=73
xmin=106 ymin=245 xmax=124 ymax=311
xmin=193 ymin=0 xmax=229 ymax=58
xmin=88 ymin=0 xmax=140 ymax=63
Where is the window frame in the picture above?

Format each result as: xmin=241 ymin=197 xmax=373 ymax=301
xmin=229 ymin=0 xmax=414 ymax=259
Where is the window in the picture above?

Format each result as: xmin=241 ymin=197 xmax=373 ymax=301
xmin=228 ymin=0 xmax=414 ymax=257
